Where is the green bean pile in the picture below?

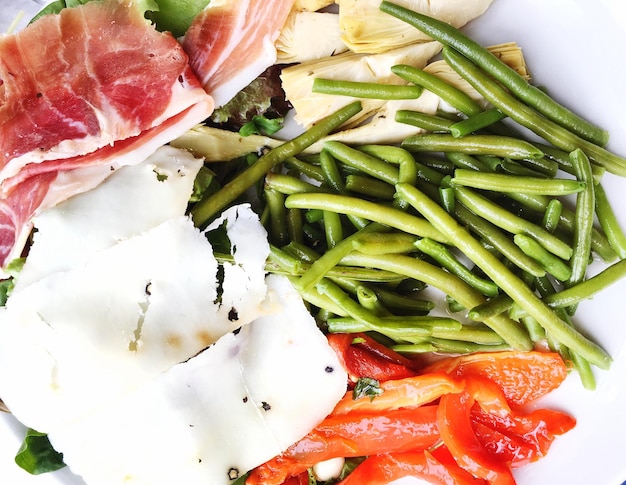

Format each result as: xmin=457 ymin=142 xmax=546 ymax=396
xmin=190 ymin=2 xmax=626 ymax=390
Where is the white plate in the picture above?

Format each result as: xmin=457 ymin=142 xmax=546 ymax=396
xmin=1 ymin=0 xmax=626 ymax=484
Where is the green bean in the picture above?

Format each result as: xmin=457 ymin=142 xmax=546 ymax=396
xmin=390 ymin=64 xmax=482 ymax=116
xmin=535 ymin=143 xmax=605 ymax=182
xmin=265 ymin=188 xmax=288 ymax=246
xmin=468 ymin=294 xmax=514 ymax=321
xmin=324 ymin=141 xmax=399 ymax=184
xmin=595 ymin=183 xmax=626 ymax=259
xmin=453 ymin=185 xmax=573 ymax=260
xmin=330 ymin=277 xmax=434 ymax=314
xmin=305 ymin=209 xmax=324 ymax=223
xmin=356 ymin=285 xmax=392 ymax=316
xmin=454 ymin=204 xmax=545 ymax=276
xmin=430 ymin=325 xmax=507 ymax=345
xmin=567 ymin=149 xmax=595 ymax=288
xmin=323 ymin=211 xmax=344 ymax=249
xmin=295 ymin=222 xmax=384 ymax=291
xmin=520 ymin=315 xmax=547 ymax=343
xmin=320 ymin=149 xmax=346 ymax=193
xmin=191 ymin=101 xmax=362 ymax=226
xmin=339 ymin=251 xmax=532 ymax=350
xmin=416 ymin=155 xmax=456 ymax=175
xmin=451 ymin=169 xmax=585 ymax=196
xmin=534 ymin=275 xmax=595 ymax=389
xmin=446 ymin=295 xmax=465 ymax=313
xmin=499 ymin=159 xmax=550 ymax=178
xmin=427 ymin=338 xmax=511 ymax=354
xmin=558 ymin=206 xmax=617 ymax=262
xmin=329 ymin=315 xmax=461 ymax=339
xmin=284 ymin=157 xmax=325 ymax=182
xmin=395 ymin=110 xmax=455 ymax=132
xmin=264 ymin=172 xmax=326 ymax=195
xmin=516 ymin=156 xmax=559 ymax=178
xmin=514 ymin=234 xmax=572 ymax=282
xmin=285 ymin=193 xmax=449 ymax=243
xmin=441 ymin=47 xmax=626 ymax=176
xmin=379 ymin=2 xmax=608 ymax=146
xmin=543 ymin=199 xmax=562 ymax=233
xmin=373 ymin=289 xmax=434 ymax=314
xmin=446 ymin=152 xmax=493 ymax=172
xmin=268 ymin=245 xmax=303 ymax=275
xmin=543 ymin=258 xmax=626 ymax=309
xmin=287 ymin=276 xmax=349 ymax=317
xmin=345 ymin=175 xmax=395 ymax=200
xmin=402 ymin=133 xmax=544 ymax=160
xmin=396 ymin=182 xmax=611 ymax=369
xmin=286 ymin=208 xmax=304 ymax=244
xmin=327 ymin=317 xmax=430 ymax=338
xmin=439 ymin=186 xmax=455 ymax=213
xmin=312 ymin=78 xmax=423 ymax=99
xmin=352 ymin=232 xmax=418 ymax=255
xmin=358 ymin=145 xmax=418 ymax=187
xmin=413 ymin=160 xmax=447 ymax=185
xmin=414 ymin=237 xmax=499 ymax=297
xmin=450 ymin=108 xmax=506 ymax=138
xmin=391 ymin=343 xmax=437 ymax=353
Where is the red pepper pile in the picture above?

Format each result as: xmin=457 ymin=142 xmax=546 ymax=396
xmin=246 ymin=333 xmax=575 ymax=485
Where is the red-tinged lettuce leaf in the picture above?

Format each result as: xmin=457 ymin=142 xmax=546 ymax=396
xmin=210 ymin=65 xmax=292 ymax=131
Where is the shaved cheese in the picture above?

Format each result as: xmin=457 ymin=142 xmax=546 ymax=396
xmin=0 ymin=210 xmax=271 ymax=433
xmin=0 ymin=129 xmax=347 ymax=484
xmin=15 ymin=146 xmax=203 ymax=289
xmin=48 ymin=275 xmax=347 ymax=485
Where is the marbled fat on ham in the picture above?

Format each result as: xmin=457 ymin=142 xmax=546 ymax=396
xmin=183 ymin=0 xmax=295 ymax=107
xmin=0 ymin=0 xmax=214 ymax=268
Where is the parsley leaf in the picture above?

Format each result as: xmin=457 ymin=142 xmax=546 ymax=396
xmin=352 ymin=377 xmax=383 ymax=401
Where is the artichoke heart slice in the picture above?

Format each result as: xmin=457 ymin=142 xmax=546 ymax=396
xmin=338 ymin=0 xmax=495 ymax=54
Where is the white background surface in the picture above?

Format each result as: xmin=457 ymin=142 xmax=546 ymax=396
xmin=1 ymin=0 xmax=626 ymax=484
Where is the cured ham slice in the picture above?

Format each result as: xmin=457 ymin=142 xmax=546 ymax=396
xmin=183 ymin=0 xmax=295 ymax=107
xmin=0 ymin=0 xmax=214 ymax=269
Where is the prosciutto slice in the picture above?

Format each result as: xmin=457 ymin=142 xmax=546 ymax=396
xmin=0 ymin=0 xmax=214 ymax=268
xmin=183 ymin=0 xmax=295 ymax=107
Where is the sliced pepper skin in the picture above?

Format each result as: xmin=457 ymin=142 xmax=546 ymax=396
xmin=247 ymin=406 xmax=440 ymax=485
xmin=437 ymin=378 xmax=517 ymax=485
xmin=327 ymin=332 xmax=418 ymax=383
xmin=336 ymin=448 xmax=486 ymax=485
xmin=423 ymin=350 xmax=569 ymax=405
xmin=331 ymin=372 xmax=463 ymax=415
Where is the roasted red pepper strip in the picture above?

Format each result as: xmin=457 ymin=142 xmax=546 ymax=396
xmin=328 ymin=333 xmax=418 ymax=383
xmin=437 ymin=378 xmax=517 ymax=485
xmin=472 ymin=404 xmax=576 ymax=467
xmin=337 ymin=448 xmax=486 ymax=485
xmin=423 ymin=351 xmax=569 ymax=405
xmin=246 ymin=406 xmax=440 ymax=485
xmin=332 ymin=372 xmax=463 ymax=415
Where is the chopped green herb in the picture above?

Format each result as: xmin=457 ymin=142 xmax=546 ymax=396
xmin=352 ymin=377 xmax=383 ymax=401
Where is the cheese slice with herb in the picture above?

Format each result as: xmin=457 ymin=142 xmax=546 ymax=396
xmin=48 ymin=275 xmax=347 ymax=485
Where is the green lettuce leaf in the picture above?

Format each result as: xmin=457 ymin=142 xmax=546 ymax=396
xmin=15 ymin=429 xmax=66 ymax=475
xmin=29 ymin=0 xmax=204 ymax=37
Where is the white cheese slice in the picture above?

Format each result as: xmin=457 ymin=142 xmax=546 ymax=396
xmin=15 ymin=145 xmax=204 ymax=290
xmin=48 ymin=275 xmax=347 ymax=485
xmin=0 ymin=205 xmax=271 ymax=434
